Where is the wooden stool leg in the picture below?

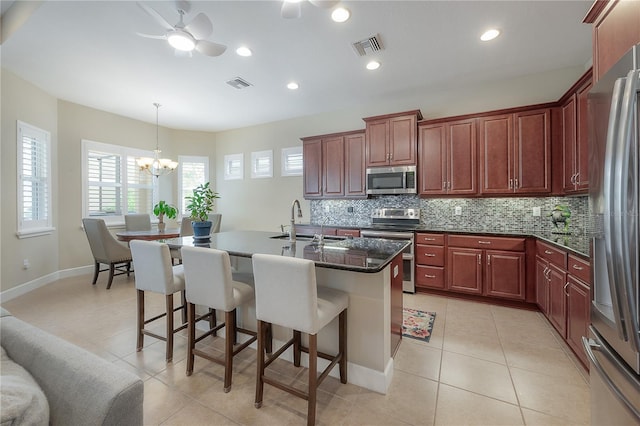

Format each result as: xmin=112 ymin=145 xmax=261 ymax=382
xmin=107 ymin=263 xmax=115 ymax=289
xmin=166 ymin=294 xmax=174 ymax=362
xmin=224 ymin=310 xmax=235 ymax=393
xmin=92 ymin=262 xmax=100 ymax=284
xmin=265 ymin=323 xmax=273 ymax=354
xmin=209 ymin=309 xmax=216 ymax=335
xmin=136 ymin=290 xmax=144 ymax=351
xmin=181 ymin=290 xmax=187 ymax=325
xmin=293 ymin=330 xmax=302 ymax=367
xmin=339 ymin=309 xmax=348 ymax=383
xmin=186 ymin=302 xmax=196 ymax=376
xmin=255 ymin=320 xmax=266 ymax=408
xmin=307 ymin=333 xmax=318 ymax=426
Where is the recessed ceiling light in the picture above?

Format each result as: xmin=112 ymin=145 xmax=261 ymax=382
xmin=366 ymin=61 xmax=381 ymax=70
xmin=331 ymin=7 xmax=350 ymax=23
xmin=236 ymin=46 xmax=252 ymax=57
xmin=480 ymin=29 xmax=500 ymax=41
xmin=287 ymin=82 xmax=299 ymax=90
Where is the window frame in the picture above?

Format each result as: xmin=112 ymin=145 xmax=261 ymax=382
xmin=16 ymin=120 xmax=54 ymax=238
xmin=177 ymin=155 xmax=210 ymax=215
xmin=81 ymin=139 xmax=157 ymax=227
xmin=251 ymin=149 xmax=273 ymax=179
xmin=281 ymin=146 xmax=303 ymax=177
xmin=224 ymin=153 xmax=244 ymax=180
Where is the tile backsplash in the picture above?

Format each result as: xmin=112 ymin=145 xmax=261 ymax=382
xmin=310 ymin=195 xmax=588 ymax=236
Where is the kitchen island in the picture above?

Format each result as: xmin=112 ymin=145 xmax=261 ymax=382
xmin=166 ymin=230 xmax=410 ymax=394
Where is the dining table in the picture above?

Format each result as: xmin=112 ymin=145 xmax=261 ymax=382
xmin=115 ymin=228 xmax=180 ymax=242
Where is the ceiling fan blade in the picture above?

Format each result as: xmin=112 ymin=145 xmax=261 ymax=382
xmin=185 ymin=12 xmax=213 ymax=40
xmin=281 ymin=1 xmax=301 ymax=19
xmin=136 ymin=32 xmax=167 ymax=40
xmin=308 ymin=0 xmax=339 ymax=8
xmin=195 ymin=40 xmax=227 ymax=57
xmin=137 ymin=2 xmax=174 ymax=31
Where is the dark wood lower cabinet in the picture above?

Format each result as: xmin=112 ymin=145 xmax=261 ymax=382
xmin=447 ymin=247 xmax=483 ymax=295
xmin=567 ymin=276 xmax=590 ymax=366
xmin=547 ymin=263 xmax=567 ymax=338
xmin=535 ymin=257 xmax=549 ymax=315
xmin=484 ymin=250 xmax=525 ymax=300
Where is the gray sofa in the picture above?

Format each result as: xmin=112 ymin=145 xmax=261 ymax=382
xmin=0 ymin=308 xmax=143 ymax=425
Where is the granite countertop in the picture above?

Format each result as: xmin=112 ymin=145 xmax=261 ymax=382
xmin=165 ymin=230 xmax=409 ymax=273
xmin=296 ymin=223 xmax=591 ymax=258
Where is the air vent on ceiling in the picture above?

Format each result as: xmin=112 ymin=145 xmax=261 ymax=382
xmin=226 ymin=77 xmax=253 ymax=89
xmin=352 ymin=34 xmax=384 ymax=57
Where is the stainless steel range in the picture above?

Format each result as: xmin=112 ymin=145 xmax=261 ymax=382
xmin=360 ymin=208 xmax=420 ymax=293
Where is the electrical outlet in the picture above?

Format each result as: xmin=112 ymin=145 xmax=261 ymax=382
xmin=324 ymin=205 xmax=330 ymax=213
xmin=455 ymin=206 xmax=462 ymax=216
xmin=532 ymin=206 xmax=541 ymax=217
xmin=23 ymin=259 xmax=30 ymax=269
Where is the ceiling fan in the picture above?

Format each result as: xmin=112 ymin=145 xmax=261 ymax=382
xmin=281 ymin=0 xmax=340 ymax=19
xmin=137 ymin=1 xmax=227 ymax=57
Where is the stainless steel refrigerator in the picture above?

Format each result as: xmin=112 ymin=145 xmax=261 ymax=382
xmin=586 ymin=43 xmax=640 ymax=425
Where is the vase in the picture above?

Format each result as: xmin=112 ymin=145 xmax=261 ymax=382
xmin=158 ymin=220 xmax=166 ymax=232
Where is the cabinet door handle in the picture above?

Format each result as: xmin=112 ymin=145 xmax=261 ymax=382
xmin=564 ymin=282 xmax=570 ymax=296
xmin=425 ymin=274 xmax=436 ymax=279
xmin=574 ymin=172 xmax=580 ymax=184
xmin=478 ymin=241 xmax=491 ymax=245
xmin=544 ymin=250 xmax=554 ymax=255
xmin=442 ymin=181 xmax=447 ymax=189
xmin=448 ymin=181 xmax=451 ymax=189
xmin=424 ymin=253 xmax=436 ymax=257
xmin=478 ymin=254 xmax=482 ymax=265
xmin=570 ymin=174 xmax=576 ymax=184
xmin=509 ymin=179 xmax=513 ymax=189
xmin=515 ymin=178 xmax=519 ymax=189
xmin=572 ymin=264 xmax=584 ymax=271
xmin=487 ymin=254 xmax=491 ymax=266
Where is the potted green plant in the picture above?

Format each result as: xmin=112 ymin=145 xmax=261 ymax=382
xmin=185 ymin=182 xmax=220 ymax=240
xmin=153 ymin=200 xmax=178 ymax=232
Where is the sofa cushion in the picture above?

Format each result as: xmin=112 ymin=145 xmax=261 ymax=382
xmin=0 ymin=346 xmax=49 ymax=426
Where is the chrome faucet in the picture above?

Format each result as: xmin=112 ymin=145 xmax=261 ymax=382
xmin=290 ymin=199 xmax=302 ymax=242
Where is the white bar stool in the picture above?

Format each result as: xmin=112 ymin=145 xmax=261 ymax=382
xmin=251 ymin=253 xmax=348 ymax=426
xmin=130 ymin=240 xmax=187 ymax=362
xmin=181 ymin=246 xmax=257 ymax=392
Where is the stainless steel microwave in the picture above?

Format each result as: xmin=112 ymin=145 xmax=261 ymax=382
xmin=366 ymin=165 xmax=417 ymax=195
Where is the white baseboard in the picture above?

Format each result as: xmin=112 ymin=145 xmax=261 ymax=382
xmin=1 ymin=265 xmax=93 ymax=302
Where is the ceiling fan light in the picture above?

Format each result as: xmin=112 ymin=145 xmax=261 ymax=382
xmin=331 ymin=7 xmax=350 ymax=23
xmin=168 ymin=30 xmax=196 ymax=51
xmin=236 ymin=46 xmax=252 ymax=57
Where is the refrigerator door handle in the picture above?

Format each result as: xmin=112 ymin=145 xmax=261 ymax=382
xmin=603 ymin=77 xmax=628 ymax=341
xmin=614 ymin=68 xmax=640 ymax=351
xmin=582 ymin=336 xmax=640 ymax=420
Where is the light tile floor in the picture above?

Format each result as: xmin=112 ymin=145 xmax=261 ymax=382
xmin=2 ymin=274 xmax=591 ymax=425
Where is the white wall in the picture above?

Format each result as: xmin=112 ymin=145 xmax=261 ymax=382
xmin=1 ymin=70 xmax=59 ymax=290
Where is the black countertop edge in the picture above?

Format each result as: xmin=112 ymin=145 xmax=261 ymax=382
xmin=297 ymin=224 xmax=590 ymax=258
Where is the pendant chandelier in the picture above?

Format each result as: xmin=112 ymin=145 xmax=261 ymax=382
xmin=136 ymin=103 xmax=178 ymax=177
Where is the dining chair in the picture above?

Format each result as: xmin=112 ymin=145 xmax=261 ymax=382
xmin=82 ymin=218 xmax=133 ymax=289
xmin=124 ymin=214 xmax=151 ymax=231
xmin=181 ymin=246 xmax=257 ymax=392
xmin=252 ymin=253 xmax=348 ymax=425
xmin=209 ymin=214 xmax=222 ymax=234
xmin=130 ymin=240 xmax=187 ymax=362
xmin=179 ymin=217 xmax=194 ymax=237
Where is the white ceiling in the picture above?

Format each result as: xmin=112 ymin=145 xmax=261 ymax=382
xmin=1 ymin=0 xmax=593 ymax=132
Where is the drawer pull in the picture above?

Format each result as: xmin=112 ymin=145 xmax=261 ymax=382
xmin=425 ymin=238 xmax=436 ymax=241
xmin=544 ymin=250 xmax=554 ymax=255
xmin=478 ymin=241 xmax=491 ymax=245
xmin=572 ymin=264 xmax=584 ymax=271
xmin=425 ymin=274 xmax=436 ymax=279
xmin=424 ymin=253 xmax=436 ymax=257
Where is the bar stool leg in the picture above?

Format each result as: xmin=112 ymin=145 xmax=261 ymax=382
xmin=209 ymin=309 xmax=216 ymax=335
xmin=136 ymin=290 xmax=144 ymax=351
xmin=307 ymin=333 xmax=318 ymax=426
xmin=224 ymin=310 xmax=235 ymax=392
xmin=255 ymin=320 xmax=266 ymax=408
xmin=165 ymin=294 xmax=174 ymax=362
xmin=293 ymin=330 xmax=302 ymax=367
xmin=186 ymin=302 xmax=196 ymax=376
xmin=180 ymin=290 xmax=187 ymax=324
xmin=339 ymin=309 xmax=348 ymax=383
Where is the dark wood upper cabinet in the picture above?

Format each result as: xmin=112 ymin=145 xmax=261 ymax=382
xmin=302 ymin=130 xmax=365 ymax=200
xmin=364 ymin=110 xmax=422 ymax=167
xmin=585 ymin=0 xmax=640 ymax=83
xmin=303 ymin=138 xmax=322 ymax=199
xmin=322 ymin=135 xmax=344 ymax=198
xmin=418 ymin=118 xmax=477 ymax=195
xmin=561 ymin=74 xmax=592 ymax=194
xmin=344 ymin=132 xmax=366 ymax=198
xmin=576 ymin=79 xmax=592 ymax=192
xmin=479 ymin=109 xmax=551 ymax=195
